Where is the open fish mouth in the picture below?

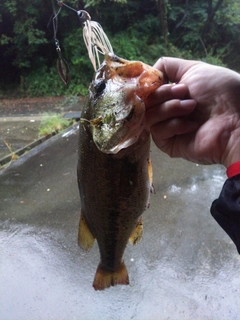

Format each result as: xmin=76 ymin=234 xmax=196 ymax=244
xmin=84 ymin=53 xmax=166 ymax=154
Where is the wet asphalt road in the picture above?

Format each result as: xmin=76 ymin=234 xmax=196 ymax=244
xmin=1 ymin=124 xmax=240 ymax=320
xmin=0 ymin=117 xmax=41 ymax=159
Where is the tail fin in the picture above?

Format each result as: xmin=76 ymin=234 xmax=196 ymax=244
xmin=93 ymin=261 xmax=129 ymax=290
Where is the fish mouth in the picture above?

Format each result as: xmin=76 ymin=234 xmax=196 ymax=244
xmin=94 ymin=120 xmax=146 ymax=154
xmin=89 ymin=53 xmax=166 ymax=154
xmin=91 ymin=93 xmax=146 ymax=154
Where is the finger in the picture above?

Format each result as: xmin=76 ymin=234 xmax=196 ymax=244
xmin=145 ymin=83 xmax=189 ymax=109
xmin=145 ymin=99 xmax=196 ymax=130
xmin=151 ymin=118 xmax=199 ymax=143
xmin=153 ymin=57 xmax=200 ymax=83
xmin=150 ymin=118 xmax=199 ymax=158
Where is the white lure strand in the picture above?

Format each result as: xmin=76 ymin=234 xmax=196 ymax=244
xmin=82 ymin=17 xmax=114 ymax=71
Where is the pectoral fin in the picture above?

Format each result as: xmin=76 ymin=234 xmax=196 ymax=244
xmin=78 ymin=210 xmax=95 ymax=250
xmin=148 ymin=158 xmax=155 ymax=194
xmin=129 ymin=217 xmax=143 ymax=245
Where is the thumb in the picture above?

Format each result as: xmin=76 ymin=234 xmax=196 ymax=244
xmin=153 ymin=57 xmax=199 ymax=83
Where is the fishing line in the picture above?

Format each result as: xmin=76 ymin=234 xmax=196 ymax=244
xmin=56 ymin=0 xmax=78 ymax=14
xmin=52 ymin=0 xmax=70 ymax=85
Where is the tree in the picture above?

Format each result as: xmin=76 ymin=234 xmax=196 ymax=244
xmin=0 ymin=0 xmax=49 ymax=69
xmin=167 ymin=0 xmax=240 ymax=65
xmin=0 ymin=0 xmax=239 ymax=96
xmin=202 ymin=0 xmax=224 ymax=39
xmin=157 ymin=0 xmax=169 ymax=44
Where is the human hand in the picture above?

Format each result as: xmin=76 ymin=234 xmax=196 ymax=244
xmin=145 ymin=57 xmax=240 ymax=167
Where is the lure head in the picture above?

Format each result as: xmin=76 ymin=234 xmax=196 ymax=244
xmin=85 ymin=53 xmax=166 ymax=154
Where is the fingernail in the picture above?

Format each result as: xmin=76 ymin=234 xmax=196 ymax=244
xmin=171 ymin=83 xmax=186 ymax=90
xmin=180 ymin=99 xmax=196 ymax=110
xmin=171 ymin=83 xmax=188 ymax=96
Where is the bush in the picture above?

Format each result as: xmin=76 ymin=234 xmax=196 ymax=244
xmin=38 ymin=113 xmax=73 ymax=136
xmin=13 ymin=15 xmax=229 ymax=97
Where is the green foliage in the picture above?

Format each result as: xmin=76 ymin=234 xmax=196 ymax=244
xmin=168 ymin=0 xmax=240 ymax=62
xmin=24 ymin=64 xmax=89 ymax=97
xmin=24 ymin=66 xmax=64 ymax=97
xmin=0 ymin=0 xmax=240 ymax=97
xmin=84 ymin=0 xmax=127 ymax=7
xmin=39 ymin=113 xmax=73 ymax=136
xmin=0 ymin=0 xmax=48 ymax=69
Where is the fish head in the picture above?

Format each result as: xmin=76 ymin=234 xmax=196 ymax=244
xmin=86 ymin=53 xmax=166 ymax=154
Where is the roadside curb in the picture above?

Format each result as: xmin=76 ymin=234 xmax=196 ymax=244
xmin=0 ymin=115 xmax=43 ymax=122
xmin=0 ymin=134 xmax=54 ymax=167
xmin=0 ymin=112 xmax=81 ymax=168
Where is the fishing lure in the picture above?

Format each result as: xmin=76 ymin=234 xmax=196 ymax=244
xmin=55 ymin=39 xmax=70 ymax=86
xmin=52 ymin=0 xmax=70 ymax=86
xmin=52 ymin=1 xmax=113 ymax=73
xmin=78 ymin=10 xmax=113 ymax=71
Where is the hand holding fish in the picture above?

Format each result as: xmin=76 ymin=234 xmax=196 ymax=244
xmin=145 ymin=57 xmax=240 ymax=167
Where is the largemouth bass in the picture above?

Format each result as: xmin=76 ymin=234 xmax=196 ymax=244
xmin=77 ymin=53 xmax=165 ymax=290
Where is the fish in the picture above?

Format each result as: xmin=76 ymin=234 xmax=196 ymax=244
xmin=77 ymin=53 xmax=166 ymax=290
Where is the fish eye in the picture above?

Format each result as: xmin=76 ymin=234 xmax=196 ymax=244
xmin=94 ymin=80 xmax=106 ymax=96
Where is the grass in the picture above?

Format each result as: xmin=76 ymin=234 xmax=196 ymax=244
xmin=38 ymin=113 xmax=74 ymax=137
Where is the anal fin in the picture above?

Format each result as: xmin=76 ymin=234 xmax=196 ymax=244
xmin=93 ymin=261 xmax=129 ymax=291
xmin=148 ymin=157 xmax=155 ymax=193
xmin=129 ymin=217 xmax=143 ymax=245
xmin=78 ymin=210 xmax=95 ymax=250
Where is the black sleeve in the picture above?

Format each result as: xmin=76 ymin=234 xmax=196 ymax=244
xmin=210 ymin=174 xmax=240 ymax=254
